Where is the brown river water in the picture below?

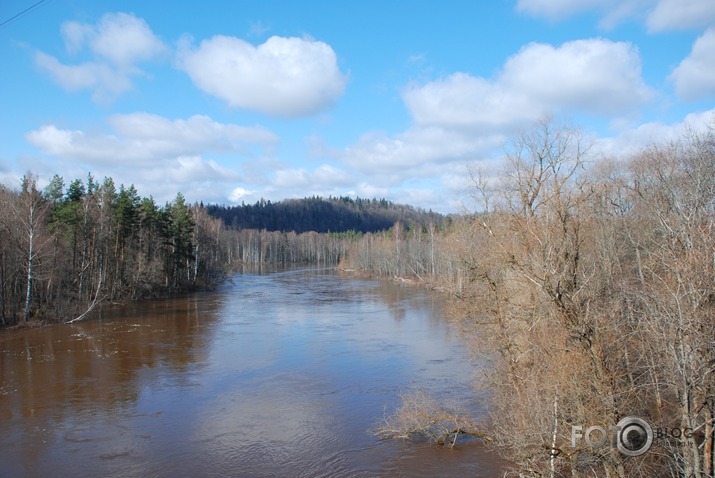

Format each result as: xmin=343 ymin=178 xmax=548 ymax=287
xmin=0 ymin=267 xmax=503 ymax=477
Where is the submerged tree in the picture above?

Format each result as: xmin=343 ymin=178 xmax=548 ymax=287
xmin=374 ymin=389 xmax=488 ymax=448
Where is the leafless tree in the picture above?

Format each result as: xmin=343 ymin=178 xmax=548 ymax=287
xmin=2 ymin=174 xmax=53 ymax=322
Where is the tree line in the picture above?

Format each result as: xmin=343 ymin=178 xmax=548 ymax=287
xmin=340 ymin=118 xmax=715 ymax=477
xmin=0 ymin=175 xmax=350 ymax=326
xmin=0 ymin=174 xmax=224 ymax=325
xmin=207 ymin=195 xmax=443 ymax=233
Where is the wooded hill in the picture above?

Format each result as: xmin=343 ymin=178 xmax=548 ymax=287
xmin=206 ymin=196 xmax=444 ymax=233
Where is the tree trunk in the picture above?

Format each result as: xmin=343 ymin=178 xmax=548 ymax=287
xmin=705 ymin=401 xmax=713 ymax=478
xmin=24 ymin=226 xmax=33 ymax=322
xmin=549 ymin=393 xmax=558 ymax=478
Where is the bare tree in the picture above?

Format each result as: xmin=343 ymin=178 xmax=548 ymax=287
xmin=343 ymin=118 xmax=714 ymax=477
xmin=2 ymin=174 xmax=53 ymax=322
xmin=456 ymin=119 xmax=636 ymax=477
xmin=623 ymin=129 xmax=715 ymax=477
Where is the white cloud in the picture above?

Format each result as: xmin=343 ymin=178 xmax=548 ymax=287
xmin=352 ymin=183 xmax=390 ymax=199
xmin=404 ymin=39 xmax=651 ymax=132
xmin=60 ymin=20 xmax=93 ymax=54
xmin=143 ymin=155 xmax=237 ymax=184
xmin=515 ymin=0 xmax=610 ymax=21
xmin=24 ymin=114 xmax=280 ymax=204
xmin=340 ymin=38 xmax=652 ymax=209
xmin=107 ymin=113 xmax=279 ymax=154
xmin=344 ymin=126 xmax=503 ymax=176
xmin=247 ymin=164 xmax=357 ymax=204
xmin=597 ymin=108 xmax=715 ymax=158
xmin=26 ymin=113 xmax=278 ymax=164
xmin=502 ymin=39 xmax=652 ymax=114
xmin=404 ymin=73 xmax=537 ymax=130
xmin=221 ymin=164 xmax=361 ymax=204
xmin=516 ymin=0 xmax=715 ymax=31
xmin=123 ymin=156 xmax=242 ymax=205
xmin=274 ymin=164 xmax=352 ymax=189
xmin=84 ymin=12 xmax=166 ymax=67
xmin=178 ymin=35 xmax=347 ymax=117
xmin=647 ymin=0 xmax=715 ymax=32
xmin=228 ymin=187 xmax=253 ymax=203
xmin=35 ymin=52 xmax=134 ymax=100
xmin=670 ymin=28 xmax=715 ymax=101
xmin=36 ymin=12 xmax=166 ymax=103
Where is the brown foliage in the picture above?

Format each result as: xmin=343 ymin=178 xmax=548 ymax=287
xmin=350 ymin=118 xmax=715 ymax=477
xmin=460 ymin=121 xmax=715 ymax=477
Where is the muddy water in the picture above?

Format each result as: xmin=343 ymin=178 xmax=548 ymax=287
xmin=0 ymin=268 xmax=502 ymax=477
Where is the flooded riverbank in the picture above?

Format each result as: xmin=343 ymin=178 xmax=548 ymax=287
xmin=0 ymin=267 xmax=502 ymax=477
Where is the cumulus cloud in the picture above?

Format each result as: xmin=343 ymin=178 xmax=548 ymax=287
xmin=502 ymin=40 xmax=652 ymax=114
xmin=125 ymin=156 xmax=242 ymax=205
xmin=647 ymin=0 xmax=715 ymax=32
xmin=228 ymin=187 xmax=253 ymax=203
xmin=598 ymin=108 xmax=715 ymax=158
xmin=25 ymin=113 xmax=280 ymax=203
xmin=404 ymin=39 xmax=651 ymax=132
xmin=403 ymin=74 xmax=537 ymax=130
xmin=344 ymin=126 xmax=504 ymax=175
xmin=177 ymin=35 xmax=347 ymax=117
xmin=274 ymin=165 xmax=352 ymax=189
xmin=336 ymin=124 xmax=505 ymax=212
xmin=36 ymin=12 xmax=166 ymax=102
xmin=35 ymin=52 xmax=134 ymax=100
xmin=235 ymin=163 xmax=357 ymax=204
xmin=143 ymin=155 xmax=237 ymax=184
xmin=80 ymin=12 xmax=165 ymax=67
xmin=26 ymin=113 xmax=278 ymax=164
xmin=670 ymin=28 xmax=715 ymax=101
xmin=340 ymin=38 xmax=651 ymax=207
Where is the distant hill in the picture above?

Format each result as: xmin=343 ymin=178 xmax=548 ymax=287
xmin=206 ymin=196 xmax=444 ymax=233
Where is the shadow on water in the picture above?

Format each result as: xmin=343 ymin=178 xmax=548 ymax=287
xmin=0 ymin=267 xmax=504 ymax=477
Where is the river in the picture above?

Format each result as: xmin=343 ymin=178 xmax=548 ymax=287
xmin=0 ymin=267 xmax=502 ymax=477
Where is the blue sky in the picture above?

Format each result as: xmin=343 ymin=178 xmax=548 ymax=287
xmin=1 ymin=0 xmax=714 ymax=212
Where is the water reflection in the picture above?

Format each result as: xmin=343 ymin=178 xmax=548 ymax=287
xmin=0 ymin=268 xmax=502 ymax=477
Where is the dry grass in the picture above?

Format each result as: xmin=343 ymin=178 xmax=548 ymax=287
xmin=374 ymin=389 xmax=489 ymax=448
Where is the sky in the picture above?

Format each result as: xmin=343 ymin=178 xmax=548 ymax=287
xmin=1 ymin=0 xmax=714 ymax=213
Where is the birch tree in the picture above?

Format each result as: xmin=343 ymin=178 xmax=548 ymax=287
xmin=4 ymin=174 xmax=52 ymax=322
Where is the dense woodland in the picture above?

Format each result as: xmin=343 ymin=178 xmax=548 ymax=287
xmin=0 ymin=175 xmax=223 ymax=325
xmin=206 ymin=195 xmax=443 ymax=233
xmin=341 ymin=119 xmax=715 ymax=477
xmin=0 ymin=172 xmax=440 ymax=326
xmin=0 ymin=176 xmax=353 ymax=326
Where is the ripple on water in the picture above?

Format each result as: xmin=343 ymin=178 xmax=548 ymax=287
xmin=64 ymin=425 xmax=126 ymax=444
xmin=0 ymin=268 xmax=503 ymax=477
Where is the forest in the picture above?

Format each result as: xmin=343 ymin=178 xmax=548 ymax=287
xmin=0 ymin=171 xmax=445 ymax=326
xmin=340 ymin=118 xmax=715 ymax=477
xmin=206 ymin=195 xmax=443 ymax=233
xmin=0 ymin=175 xmax=359 ymax=326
